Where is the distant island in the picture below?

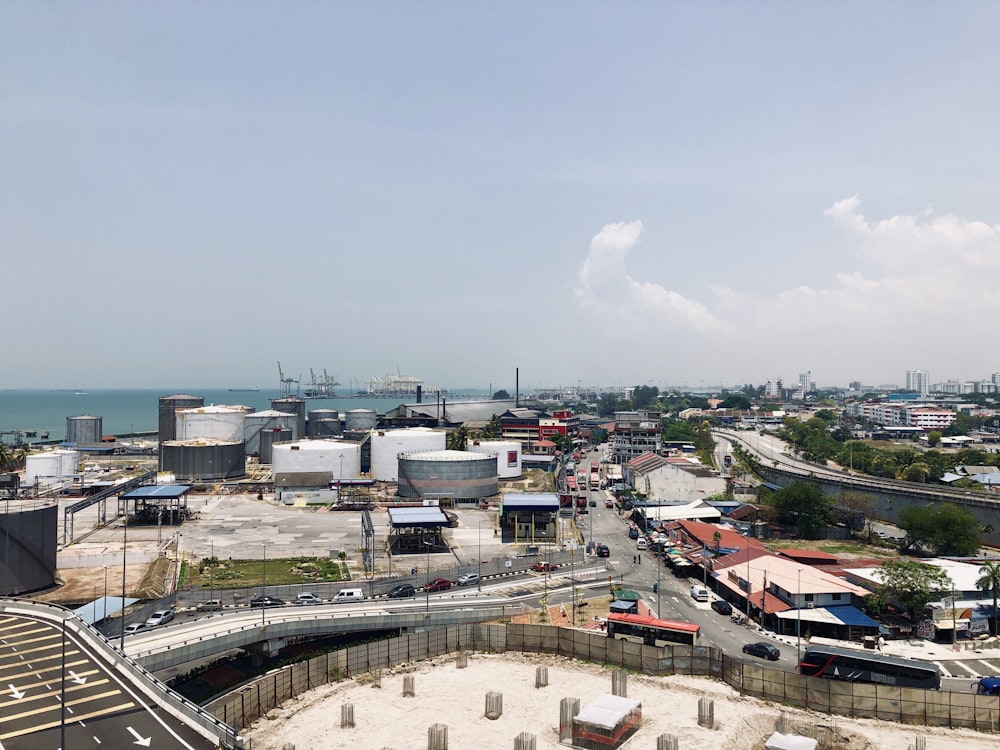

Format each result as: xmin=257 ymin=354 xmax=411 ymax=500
xmin=228 ymin=387 xmax=260 ymax=392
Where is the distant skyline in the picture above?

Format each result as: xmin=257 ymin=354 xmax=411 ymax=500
xmin=3 ymin=4 xmax=1000 ymax=390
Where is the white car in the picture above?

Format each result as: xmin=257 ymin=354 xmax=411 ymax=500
xmin=295 ymin=593 xmax=323 ymax=606
xmin=144 ymin=609 xmax=175 ymax=627
xmin=456 ymin=573 xmax=480 ymax=587
xmin=123 ymin=622 xmax=147 ymax=636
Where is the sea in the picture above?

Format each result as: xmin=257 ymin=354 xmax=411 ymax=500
xmin=0 ymin=388 xmax=490 ymax=443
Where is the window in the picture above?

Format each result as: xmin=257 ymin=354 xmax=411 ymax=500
xmin=832 ymin=593 xmax=842 ymax=601
xmin=805 ymin=594 xmax=814 ymax=602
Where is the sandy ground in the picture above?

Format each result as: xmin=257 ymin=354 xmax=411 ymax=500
xmin=242 ymin=652 xmax=998 ymax=750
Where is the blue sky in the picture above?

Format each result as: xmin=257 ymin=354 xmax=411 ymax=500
xmin=4 ymin=3 xmax=1000 ymax=392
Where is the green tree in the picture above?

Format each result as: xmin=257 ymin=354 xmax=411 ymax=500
xmin=446 ymin=425 xmax=469 ymax=451
xmin=814 ymin=409 xmax=837 ymax=422
xmin=631 ymin=385 xmax=660 ymax=410
xmin=771 ymin=481 xmax=837 ymax=539
xmin=976 ymin=560 xmax=1000 ymax=636
xmin=492 ymin=389 xmax=511 ymax=400
xmin=597 ymin=393 xmax=627 ymax=417
xmin=898 ymin=502 xmax=980 ymax=556
xmin=898 ymin=462 xmax=932 ymax=483
xmin=719 ymin=394 xmax=752 ymax=410
xmin=873 ymin=560 xmax=952 ymax=620
xmin=479 ymin=414 xmax=501 ymax=439
xmin=926 ymin=430 xmax=942 ymax=448
xmin=0 ymin=441 xmax=11 ymax=472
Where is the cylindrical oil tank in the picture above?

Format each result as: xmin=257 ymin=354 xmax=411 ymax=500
xmin=271 ymin=439 xmax=360 ymax=487
xmin=65 ymin=415 xmax=103 ymax=444
xmin=345 ymin=408 xmax=377 ymax=432
xmin=397 ymin=450 xmax=497 ymax=501
xmin=370 ymin=427 xmax=446 ymax=482
xmin=307 ymin=409 xmax=340 ymax=437
xmin=160 ymin=439 xmax=246 ymax=481
xmin=25 ymin=450 xmax=80 ymax=486
xmin=468 ymin=439 xmax=523 ymax=478
xmin=259 ymin=427 xmax=293 ymax=465
xmin=244 ymin=410 xmax=297 ymax=454
xmin=0 ymin=500 xmax=58 ymax=596
xmin=271 ymin=397 xmax=306 ymax=440
xmin=158 ymin=394 xmax=204 ymax=443
xmin=175 ymin=405 xmax=248 ymax=442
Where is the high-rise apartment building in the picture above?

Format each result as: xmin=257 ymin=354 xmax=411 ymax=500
xmin=905 ymin=370 xmax=929 ymax=396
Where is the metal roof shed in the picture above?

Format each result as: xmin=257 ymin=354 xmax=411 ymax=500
xmin=386 ymin=506 xmax=450 ymax=554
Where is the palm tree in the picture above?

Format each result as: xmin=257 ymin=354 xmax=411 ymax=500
xmin=977 ymin=560 xmax=1000 ymax=636
xmin=446 ymin=425 xmax=469 ymax=451
xmin=0 ymin=441 xmax=12 ymax=473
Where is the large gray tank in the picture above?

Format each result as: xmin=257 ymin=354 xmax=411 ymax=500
xmin=271 ymin=397 xmax=306 ymax=440
xmin=0 ymin=500 xmax=58 ymax=596
xmin=397 ymin=449 xmax=498 ymax=502
xmin=244 ymin=409 xmax=297 ymax=454
xmin=158 ymin=395 xmax=204 ymax=443
xmin=345 ymin=408 xmax=377 ymax=432
xmin=65 ymin=415 xmax=103 ymax=444
xmin=259 ymin=427 xmax=293 ymax=465
xmin=160 ymin=439 xmax=246 ymax=481
xmin=307 ymin=409 xmax=340 ymax=437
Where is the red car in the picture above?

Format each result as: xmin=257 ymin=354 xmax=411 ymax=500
xmin=424 ymin=578 xmax=452 ymax=592
xmin=531 ymin=562 xmax=559 ymax=572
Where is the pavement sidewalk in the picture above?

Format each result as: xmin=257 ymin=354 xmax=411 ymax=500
xmin=805 ymin=634 xmax=1000 ymax=662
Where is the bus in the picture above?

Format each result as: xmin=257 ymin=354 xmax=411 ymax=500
xmin=566 ymin=475 xmax=577 ymax=494
xmin=798 ymin=645 xmax=941 ymax=690
xmin=606 ymin=612 xmax=701 ymax=647
xmin=589 ymin=471 xmax=600 ymax=490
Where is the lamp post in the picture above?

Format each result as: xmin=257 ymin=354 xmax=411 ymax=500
xmin=656 ymin=547 xmax=661 ymax=618
xmin=424 ymin=539 xmax=433 ymax=614
xmin=477 ymin=521 xmax=482 ymax=593
xmin=102 ymin=565 xmax=108 ymax=622
xmin=338 ymin=453 xmax=345 ymax=501
xmin=796 ymin=567 xmax=803 ymax=665
xmin=120 ymin=505 xmax=128 ymax=652
xmin=261 ymin=544 xmax=267 ymax=625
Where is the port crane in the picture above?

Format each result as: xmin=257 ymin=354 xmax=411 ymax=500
xmin=277 ymin=361 xmax=300 ymax=398
xmin=304 ymin=368 xmax=341 ymax=398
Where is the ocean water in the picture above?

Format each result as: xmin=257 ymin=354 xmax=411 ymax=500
xmin=0 ymin=388 xmax=488 ymax=443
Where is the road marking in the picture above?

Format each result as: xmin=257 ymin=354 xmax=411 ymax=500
xmin=936 ymin=662 xmax=953 ymax=677
xmin=976 ymin=660 xmax=996 ymax=675
xmin=0 ymin=700 xmax=136 ymax=740
xmin=126 ymin=725 xmax=152 ymax=747
xmin=7 ymin=684 xmax=24 ymax=700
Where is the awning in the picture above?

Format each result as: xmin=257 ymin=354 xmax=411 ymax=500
xmin=775 ymin=605 xmax=878 ymax=628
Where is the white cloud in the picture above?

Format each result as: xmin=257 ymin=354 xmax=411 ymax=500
xmin=574 ymin=199 xmax=1000 ymax=384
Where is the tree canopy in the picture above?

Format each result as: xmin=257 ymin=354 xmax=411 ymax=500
xmin=872 ymin=560 xmax=952 ymax=619
xmin=492 ymin=389 xmax=510 ymax=400
xmin=898 ymin=502 xmax=980 ymax=556
xmin=770 ymin=481 xmax=837 ymax=539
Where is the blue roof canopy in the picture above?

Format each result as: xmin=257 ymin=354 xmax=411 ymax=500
xmin=121 ymin=484 xmax=192 ymax=499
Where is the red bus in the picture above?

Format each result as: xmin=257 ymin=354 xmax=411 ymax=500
xmin=606 ymin=612 xmax=700 ymax=647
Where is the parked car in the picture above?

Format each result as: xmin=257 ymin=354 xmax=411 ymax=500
xmin=144 ymin=609 xmax=174 ymax=628
xmin=710 ymin=600 xmax=733 ymax=616
xmin=531 ymin=562 xmax=559 ymax=572
xmin=627 ymin=528 xmax=639 ymax=540
xmin=743 ymin=642 xmax=780 ymax=661
xmin=249 ymin=596 xmax=285 ymax=608
xmin=388 ymin=583 xmax=416 ymax=598
xmin=424 ymin=578 xmax=452 ymax=592
xmin=196 ymin=599 xmax=223 ymax=612
xmin=295 ymin=592 xmax=323 ymax=606
xmin=974 ymin=677 xmax=1000 ymax=695
xmin=332 ymin=588 xmax=365 ymax=604
xmin=123 ymin=622 xmax=148 ymax=636
xmin=588 ymin=499 xmax=597 ymax=507
xmin=636 ymin=538 xmax=648 ymax=551
xmin=456 ymin=573 xmax=480 ymax=586
xmin=605 ymin=500 xmax=614 ymax=508
xmin=596 ymin=544 xmax=610 ymax=558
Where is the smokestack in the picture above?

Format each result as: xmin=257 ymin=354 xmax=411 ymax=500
xmin=516 ymin=367 xmax=519 ymax=408
xmin=416 ymin=385 xmax=422 ymax=404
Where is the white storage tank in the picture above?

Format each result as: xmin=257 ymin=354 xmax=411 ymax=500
xmin=176 ymin=405 xmax=249 ymax=442
xmin=25 ymin=449 xmax=80 ymax=486
xmin=369 ymin=427 xmax=446 ymax=482
xmin=271 ymin=439 xmax=361 ymax=488
xmin=345 ymin=408 xmax=377 ymax=432
xmin=468 ymin=439 xmax=522 ymax=478
xmin=244 ymin=409 xmax=298 ymax=454
xmin=397 ymin=449 xmax=498 ymax=502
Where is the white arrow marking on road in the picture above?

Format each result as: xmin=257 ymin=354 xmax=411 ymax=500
xmin=126 ymin=726 xmax=152 ymax=747
xmin=68 ymin=670 xmax=87 ymax=685
xmin=8 ymin=684 xmax=24 ymax=700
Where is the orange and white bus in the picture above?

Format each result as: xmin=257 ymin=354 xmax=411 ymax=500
xmin=606 ymin=612 xmax=700 ymax=647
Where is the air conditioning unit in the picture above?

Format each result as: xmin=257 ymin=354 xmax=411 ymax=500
xmin=805 ymin=602 xmax=815 ymax=609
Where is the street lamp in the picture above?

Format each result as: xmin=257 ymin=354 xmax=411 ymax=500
xmin=424 ymin=539 xmax=433 ymax=613
xmin=477 ymin=521 xmax=482 ymax=593
xmin=796 ymin=567 xmax=803 ymax=665
xmin=261 ymin=544 xmax=267 ymax=625
xmin=120 ymin=505 xmax=128 ymax=652
xmin=102 ymin=566 xmax=108 ymax=622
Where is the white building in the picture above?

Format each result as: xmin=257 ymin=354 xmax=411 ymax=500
xmin=905 ymin=370 xmax=929 ymax=395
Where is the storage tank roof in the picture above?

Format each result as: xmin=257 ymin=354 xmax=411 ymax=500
xmin=401 ymin=449 xmax=493 ymax=462
xmin=177 ymin=405 xmax=249 ymax=414
xmin=276 ymin=439 xmax=356 ymax=451
xmin=246 ymin=410 xmax=293 ymax=418
xmin=163 ymin=438 xmax=243 ymax=447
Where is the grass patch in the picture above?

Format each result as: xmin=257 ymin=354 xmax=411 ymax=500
xmin=189 ymin=556 xmax=350 ymax=590
xmin=772 ymin=539 xmax=898 ymax=557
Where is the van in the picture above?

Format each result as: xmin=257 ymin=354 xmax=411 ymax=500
xmin=690 ymin=585 xmax=709 ymax=602
xmin=636 ymin=538 xmax=648 ymax=551
xmin=332 ymin=588 xmax=365 ymax=604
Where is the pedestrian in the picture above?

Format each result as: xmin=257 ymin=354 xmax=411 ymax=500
xmin=653 ymin=581 xmax=658 ymax=594
xmin=877 ymin=635 xmax=885 ymax=653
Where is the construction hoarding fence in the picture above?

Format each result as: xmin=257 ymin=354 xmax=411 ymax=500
xmin=206 ymin=623 xmax=1000 ymax=736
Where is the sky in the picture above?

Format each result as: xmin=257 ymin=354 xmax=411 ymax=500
xmin=3 ymin=3 xmax=1000 ymax=393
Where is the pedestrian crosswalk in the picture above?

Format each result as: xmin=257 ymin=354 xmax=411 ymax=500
xmin=934 ymin=657 xmax=1000 ymax=678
